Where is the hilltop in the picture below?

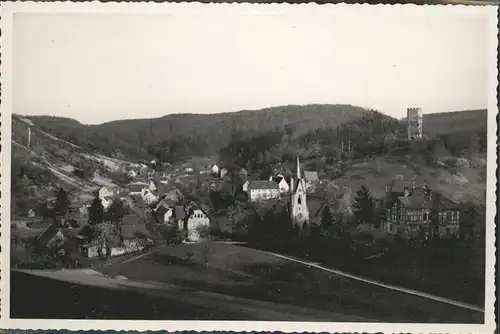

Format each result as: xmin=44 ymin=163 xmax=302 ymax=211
xmin=26 ymin=104 xmax=371 ymax=161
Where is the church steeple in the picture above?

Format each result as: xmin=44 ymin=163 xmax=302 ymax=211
xmin=296 ymin=154 xmax=301 ymax=180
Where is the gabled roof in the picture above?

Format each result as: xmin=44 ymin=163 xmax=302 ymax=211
xmin=248 ymin=180 xmax=279 ymax=190
xmin=303 ymin=171 xmax=319 ymax=182
xmin=396 ymin=191 xmax=459 ymax=211
xmin=37 ymin=224 xmax=60 ymax=245
xmin=155 ymin=205 xmax=170 ymax=217
xmin=174 ymin=206 xmax=186 ymax=220
xmin=391 ymin=180 xmax=416 ymax=194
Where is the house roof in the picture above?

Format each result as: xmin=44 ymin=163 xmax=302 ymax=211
xmin=303 ymin=171 xmax=319 ymax=182
xmin=391 ymin=180 xmax=416 ymax=194
xmin=397 ymin=191 xmax=459 ymax=210
xmin=122 ymin=214 xmax=142 ymax=225
xmin=155 ymin=205 xmax=170 ymax=216
xmin=37 ymin=224 xmax=60 ymax=245
xmin=248 ymin=180 xmax=279 ymax=190
xmin=174 ymin=206 xmax=186 ymax=220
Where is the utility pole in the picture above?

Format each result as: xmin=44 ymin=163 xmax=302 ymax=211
xmin=27 ymin=127 xmax=31 ymax=148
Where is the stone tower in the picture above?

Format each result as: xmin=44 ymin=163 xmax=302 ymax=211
xmin=290 ymin=155 xmax=309 ymax=228
xmin=407 ymin=107 xmax=423 ymax=140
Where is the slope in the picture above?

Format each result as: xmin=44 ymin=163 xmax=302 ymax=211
xmin=27 ymin=104 xmax=371 ymax=161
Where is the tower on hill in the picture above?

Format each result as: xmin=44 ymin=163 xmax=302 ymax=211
xmin=407 ymin=107 xmax=423 ymax=140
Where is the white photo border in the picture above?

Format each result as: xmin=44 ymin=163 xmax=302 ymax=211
xmin=0 ymin=2 xmax=497 ymax=332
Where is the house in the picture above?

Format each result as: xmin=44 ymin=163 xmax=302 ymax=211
xmin=148 ymin=179 xmax=158 ymax=192
xmin=220 ymin=168 xmax=229 ymax=179
xmin=97 ymin=186 xmax=116 ymax=210
xmin=211 ymin=164 xmax=220 ymax=175
xmin=269 ymin=174 xmax=290 ymax=193
xmin=37 ymin=225 xmax=65 ymax=249
xmin=141 ymin=188 xmax=158 ymax=206
xmin=248 ymin=181 xmax=280 ymax=202
xmin=303 ymin=171 xmax=319 ymax=190
xmin=153 ymin=205 xmax=173 ymax=224
xmin=238 ymin=168 xmax=248 ymax=182
xmin=128 ymin=181 xmax=149 ymax=195
xmin=185 ymin=167 xmax=194 ymax=174
xmin=242 ymin=180 xmax=250 ymax=193
xmin=127 ymin=169 xmax=137 ymax=179
xmin=80 ymin=243 xmax=107 ymax=258
xmin=185 ymin=207 xmax=211 ymax=241
xmin=117 ymin=223 xmax=153 ymax=255
xmin=382 ymin=186 xmax=461 ymax=240
xmin=27 ymin=208 xmax=36 ymax=218
xmin=98 ymin=186 xmax=115 ymax=200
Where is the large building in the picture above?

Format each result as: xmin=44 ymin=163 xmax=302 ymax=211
xmin=407 ymin=107 xmax=423 ymax=140
xmin=381 ymin=183 xmax=461 ymax=240
xmin=248 ymin=181 xmax=280 ymax=202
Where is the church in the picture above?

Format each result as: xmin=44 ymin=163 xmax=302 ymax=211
xmin=289 ymin=155 xmax=310 ymax=231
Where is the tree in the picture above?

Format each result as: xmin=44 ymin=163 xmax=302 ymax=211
xmin=105 ymin=198 xmax=127 ymax=223
xmin=352 ymin=185 xmax=374 ymax=225
xmin=53 ymin=188 xmax=70 ymax=218
xmin=88 ymin=196 xmax=105 ymax=225
xmin=321 ymin=206 xmax=334 ymax=229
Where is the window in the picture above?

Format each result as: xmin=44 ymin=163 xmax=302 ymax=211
xmin=298 ymin=196 xmax=302 ymax=205
xmin=446 ymin=212 xmax=451 ymax=221
xmin=424 ymin=212 xmax=429 ymax=221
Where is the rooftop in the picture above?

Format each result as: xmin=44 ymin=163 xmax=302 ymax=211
xmin=248 ymin=180 xmax=279 ymax=190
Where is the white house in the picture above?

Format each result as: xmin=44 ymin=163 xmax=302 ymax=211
xmin=98 ymin=186 xmax=116 ymax=210
xmin=128 ymin=181 xmax=149 ymax=195
xmin=148 ymin=179 xmax=158 ymax=192
xmin=98 ymin=186 xmax=115 ymax=200
xmin=141 ymin=189 xmax=158 ymax=205
xmin=248 ymin=181 xmax=280 ymax=202
xmin=269 ymin=174 xmax=290 ymax=193
xmin=220 ymin=168 xmax=229 ymax=179
xmin=186 ymin=208 xmax=210 ymax=241
xmin=211 ymin=164 xmax=220 ymax=175
xmin=242 ymin=180 xmax=250 ymax=193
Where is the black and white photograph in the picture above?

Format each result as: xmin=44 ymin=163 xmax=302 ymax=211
xmin=0 ymin=2 xmax=497 ymax=332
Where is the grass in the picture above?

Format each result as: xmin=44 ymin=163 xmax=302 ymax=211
xmin=96 ymin=241 xmax=483 ymax=323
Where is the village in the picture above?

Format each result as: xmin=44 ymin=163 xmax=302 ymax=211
xmin=10 ymin=107 xmax=479 ymax=272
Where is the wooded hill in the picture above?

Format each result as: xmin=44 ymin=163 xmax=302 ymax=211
xmin=25 ymin=104 xmax=371 ymax=161
xmin=24 ymin=106 xmax=487 ymax=164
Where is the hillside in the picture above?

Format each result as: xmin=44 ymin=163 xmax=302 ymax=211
xmin=422 ymin=109 xmax=487 ymax=137
xmin=26 ymin=104 xmax=371 ymax=161
xmin=11 ymin=115 xmax=131 ymax=217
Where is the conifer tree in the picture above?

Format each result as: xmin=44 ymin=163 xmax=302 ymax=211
xmin=352 ymin=185 xmax=374 ymax=225
xmin=88 ymin=196 xmax=105 ymax=225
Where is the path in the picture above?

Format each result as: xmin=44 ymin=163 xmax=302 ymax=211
xmin=252 ymin=247 xmax=483 ymax=313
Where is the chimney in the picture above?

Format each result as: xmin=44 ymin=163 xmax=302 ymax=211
xmin=290 ymin=178 xmax=294 ymax=193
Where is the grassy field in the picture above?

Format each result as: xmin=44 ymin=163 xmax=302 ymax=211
xmin=96 ymin=241 xmax=483 ymax=323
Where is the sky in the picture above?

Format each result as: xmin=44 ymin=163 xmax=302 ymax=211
xmin=13 ymin=8 xmax=490 ymax=125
